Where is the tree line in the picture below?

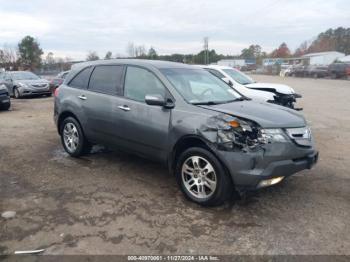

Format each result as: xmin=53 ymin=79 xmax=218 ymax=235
xmin=1 ymin=27 xmax=349 ymax=71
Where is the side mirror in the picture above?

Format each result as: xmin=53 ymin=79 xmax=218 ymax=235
xmin=145 ymin=94 xmax=174 ymax=109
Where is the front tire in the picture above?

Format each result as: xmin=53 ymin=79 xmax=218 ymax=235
xmin=60 ymin=117 xmax=91 ymax=157
xmin=0 ymin=102 xmax=10 ymax=111
xmin=13 ymin=87 xmax=21 ymax=99
xmin=175 ymin=147 xmax=233 ymax=206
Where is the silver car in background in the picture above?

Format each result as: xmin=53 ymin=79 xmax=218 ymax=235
xmin=0 ymin=71 xmax=51 ymax=98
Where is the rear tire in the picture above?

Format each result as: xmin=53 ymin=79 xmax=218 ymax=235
xmin=60 ymin=117 xmax=92 ymax=157
xmin=175 ymin=147 xmax=233 ymax=206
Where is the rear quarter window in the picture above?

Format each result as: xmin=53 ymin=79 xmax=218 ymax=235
xmin=68 ymin=67 xmax=93 ymax=89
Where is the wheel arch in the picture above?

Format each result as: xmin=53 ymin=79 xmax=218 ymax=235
xmin=57 ymin=111 xmax=83 ymax=135
xmin=169 ymin=135 xmax=234 ymax=185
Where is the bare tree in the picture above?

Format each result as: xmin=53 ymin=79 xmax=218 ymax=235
xmin=86 ymin=51 xmax=99 ymax=61
xmin=127 ymin=42 xmax=135 ymax=57
xmin=0 ymin=44 xmax=18 ymax=69
xmin=135 ymin=45 xmax=146 ymax=57
xmin=45 ymin=52 xmax=55 ymax=70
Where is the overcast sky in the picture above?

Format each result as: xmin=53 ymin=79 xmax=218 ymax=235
xmin=0 ymin=0 xmax=349 ymax=60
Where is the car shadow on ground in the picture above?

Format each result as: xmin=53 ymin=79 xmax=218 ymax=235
xmin=66 ymin=144 xmax=299 ymax=212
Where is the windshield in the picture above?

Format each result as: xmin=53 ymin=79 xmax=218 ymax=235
xmin=161 ymin=68 xmax=242 ymax=104
xmin=11 ymin=72 xmax=40 ymax=80
xmin=222 ymin=69 xmax=254 ymax=85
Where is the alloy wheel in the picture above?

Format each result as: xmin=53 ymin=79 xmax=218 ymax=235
xmin=63 ymin=122 xmax=79 ymax=153
xmin=14 ymin=88 xmax=20 ymax=98
xmin=181 ymin=156 xmax=217 ymax=199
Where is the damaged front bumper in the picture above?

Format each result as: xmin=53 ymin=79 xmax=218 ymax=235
xmin=198 ymin=113 xmax=318 ymax=193
xmin=268 ymin=93 xmax=302 ymax=110
xmin=18 ymin=86 xmax=51 ymax=96
xmin=216 ymin=142 xmax=318 ymax=193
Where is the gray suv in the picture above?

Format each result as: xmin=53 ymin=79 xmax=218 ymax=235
xmin=54 ymin=60 xmax=318 ymax=206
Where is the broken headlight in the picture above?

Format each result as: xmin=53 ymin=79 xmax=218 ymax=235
xmin=200 ymin=114 xmax=288 ymax=151
xmin=258 ymin=129 xmax=288 ymax=143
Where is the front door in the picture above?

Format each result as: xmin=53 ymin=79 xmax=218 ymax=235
xmin=115 ymin=66 xmax=172 ymax=162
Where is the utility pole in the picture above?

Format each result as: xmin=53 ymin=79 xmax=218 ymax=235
xmin=203 ymin=37 xmax=209 ymax=65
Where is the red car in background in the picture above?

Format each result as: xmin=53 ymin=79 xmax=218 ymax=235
xmin=50 ymin=71 xmax=70 ymax=93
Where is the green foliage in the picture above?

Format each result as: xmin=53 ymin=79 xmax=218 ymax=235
xmin=240 ymin=45 xmax=261 ymax=59
xmin=17 ymin=35 xmax=43 ymax=70
xmin=104 ymin=51 xmax=112 ymax=59
xmin=147 ymin=47 xmax=158 ymax=60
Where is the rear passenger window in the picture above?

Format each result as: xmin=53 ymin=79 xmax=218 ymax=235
xmin=69 ymin=67 xmax=92 ymax=89
xmin=89 ymin=65 xmax=124 ymax=95
xmin=124 ymin=66 xmax=165 ymax=102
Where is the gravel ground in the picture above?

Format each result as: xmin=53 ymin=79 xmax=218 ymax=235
xmin=0 ymin=75 xmax=349 ymax=255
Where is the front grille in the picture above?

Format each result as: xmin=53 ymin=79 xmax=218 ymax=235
xmin=32 ymin=84 xmax=47 ymax=88
xmin=286 ymin=127 xmax=312 ymax=147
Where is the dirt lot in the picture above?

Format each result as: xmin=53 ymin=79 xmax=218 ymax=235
xmin=0 ymin=75 xmax=349 ymax=255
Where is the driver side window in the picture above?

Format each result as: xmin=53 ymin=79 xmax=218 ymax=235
xmin=124 ymin=66 xmax=166 ymax=102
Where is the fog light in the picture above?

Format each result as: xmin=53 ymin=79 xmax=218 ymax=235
xmin=258 ymin=176 xmax=284 ymax=188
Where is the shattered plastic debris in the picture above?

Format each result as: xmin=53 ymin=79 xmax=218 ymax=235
xmin=14 ymin=249 xmax=45 ymax=255
xmin=1 ymin=211 xmax=16 ymax=219
xmin=198 ymin=113 xmax=261 ymax=151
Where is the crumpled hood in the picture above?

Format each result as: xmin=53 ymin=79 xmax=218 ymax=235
xmin=245 ymin=82 xmax=295 ymax=95
xmin=199 ymin=100 xmax=306 ymax=128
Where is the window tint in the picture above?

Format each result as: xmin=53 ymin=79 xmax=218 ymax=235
xmin=206 ymin=69 xmax=225 ymax=79
xmin=124 ymin=66 xmax=165 ymax=102
xmin=69 ymin=67 xmax=92 ymax=89
xmin=89 ymin=65 xmax=124 ymax=95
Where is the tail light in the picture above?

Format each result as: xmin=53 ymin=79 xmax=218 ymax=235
xmin=54 ymin=87 xmax=59 ymax=97
xmin=346 ymin=66 xmax=350 ymax=76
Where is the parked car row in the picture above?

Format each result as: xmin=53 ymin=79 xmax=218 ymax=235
xmin=54 ymin=59 xmax=318 ymax=206
xmin=285 ymin=63 xmax=350 ymax=79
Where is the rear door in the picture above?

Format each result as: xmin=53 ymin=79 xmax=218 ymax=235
xmin=114 ymin=66 xmax=172 ymax=162
xmin=82 ymin=65 xmax=125 ymax=145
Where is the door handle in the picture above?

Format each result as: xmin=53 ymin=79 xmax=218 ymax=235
xmin=118 ymin=105 xmax=130 ymax=111
xmin=78 ymin=95 xmax=87 ymax=100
